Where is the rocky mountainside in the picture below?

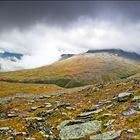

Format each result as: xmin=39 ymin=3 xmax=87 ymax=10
xmin=0 ymin=74 xmax=139 ymax=139
xmin=0 ymin=50 xmax=140 ymax=139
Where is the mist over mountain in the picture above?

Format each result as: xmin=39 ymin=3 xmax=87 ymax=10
xmin=0 ymin=1 xmax=140 ymax=71
xmin=86 ymin=49 xmax=140 ymax=61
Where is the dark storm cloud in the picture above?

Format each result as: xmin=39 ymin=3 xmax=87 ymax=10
xmin=0 ymin=1 xmax=140 ymax=30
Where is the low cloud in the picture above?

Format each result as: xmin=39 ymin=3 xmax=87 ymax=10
xmin=0 ymin=18 xmax=140 ymax=71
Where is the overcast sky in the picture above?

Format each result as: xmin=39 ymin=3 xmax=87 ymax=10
xmin=0 ymin=1 xmax=140 ymax=71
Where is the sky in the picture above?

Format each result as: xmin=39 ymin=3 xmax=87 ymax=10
xmin=0 ymin=1 xmax=140 ymax=71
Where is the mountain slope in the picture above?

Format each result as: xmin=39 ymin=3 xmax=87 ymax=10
xmin=0 ymin=52 xmax=139 ymax=88
xmin=87 ymin=49 xmax=140 ymax=61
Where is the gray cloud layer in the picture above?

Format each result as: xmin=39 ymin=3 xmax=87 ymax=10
xmin=0 ymin=1 xmax=140 ymax=30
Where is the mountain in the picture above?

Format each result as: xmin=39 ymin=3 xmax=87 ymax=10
xmin=87 ymin=49 xmax=140 ymax=61
xmin=0 ymin=51 xmax=23 ymax=60
xmin=0 ymin=51 xmax=23 ymax=71
xmin=0 ymin=50 xmax=139 ymax=88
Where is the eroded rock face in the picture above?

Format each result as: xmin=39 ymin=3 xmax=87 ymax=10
xmin=59 ymin=120 xmax=101 ymax=140
xmin=118 ymin=92 xmax=133 ymax=102
xmin=90 ymin=130 xmax=122 ymax=140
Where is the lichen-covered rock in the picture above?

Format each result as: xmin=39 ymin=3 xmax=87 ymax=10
xmin=90 ymin=130 xmax=122 ymax=140
xmin=118 ymin=92 xmax=133 ymax=102
xmin=59 ymin=120 xmax=101 ymax=140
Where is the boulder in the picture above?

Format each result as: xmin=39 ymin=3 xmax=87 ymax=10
xmin=59 ymin=120 xmax=101 ymax=140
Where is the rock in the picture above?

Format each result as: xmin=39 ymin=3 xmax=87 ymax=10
xmin=78 ymin=109 xmax=103 ymax=118
xmin=44 ymin=103 xmax=52 ymax=108
xmin=7 ymin=113 xmax=17 ymax=118
xmin=31 ymin=106 xmax=43 ymax=111
xmin=59 ymin=120 xmax=101 ymax=140
xmin=7 ymin=137 xmax=14 ymax=140
xmin=57 ymin=119 xmax=85 ymax=130
xmin=0 ymin=126 xmax=13 ymax=133
xmin=124 ymin=128 xmax=134 ymax=133
xmin=90 ymin=130 xmax=122 ymax=140
xmin=14 ymin=131 xmax=27 ymax=136
xmin=66 ymin=107 xmax=75 ymax=110
xmin=122 ymin=108 xmax=136 ymax=116
xmin=118 ymin=92 xmax=133 ymax=102
xmin=104 ymin=120 xmax=115 ymax=128
xmin=25 ymin=117 xmax=44 ymax=122
xmin=40 ymin=131 xmax=49 ymax=138
xmin=61 ymin=112 xmax=67 ymax=116
xmin=0 ymin=112 xmax=8 ymax=118
xmin=37 ymin=109 xmax=54 ymax=117
xmin=27 ymin=100 xmax=35 ymax=104
xmin=132 ymin=96 xmax=140 ymax=102
xmin=56 ymin=101 xmax=70 ymax=108
xmin=25 ymin=138 xmax=36 ymax=140
xmin=103 ymin=113 xmax=117 ymax=117
xmin=106 ymin=104 xmax=114 ymax=109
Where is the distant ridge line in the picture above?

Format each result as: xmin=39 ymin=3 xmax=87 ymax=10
xmin=86 ymin=49 xmax=140 ymax=61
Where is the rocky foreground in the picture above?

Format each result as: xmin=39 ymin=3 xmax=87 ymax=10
xmin=0 ymin=76 xmax=140 ymax=140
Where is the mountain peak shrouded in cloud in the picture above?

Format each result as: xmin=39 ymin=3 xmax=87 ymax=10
xmin=0 ymin=1 xmax=140 ymax=71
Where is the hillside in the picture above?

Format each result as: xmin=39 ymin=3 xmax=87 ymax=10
xmin=0 ymin=72 xmax=140 ymax=140
xmin=0 ymin=52 xmax=139 ymax=88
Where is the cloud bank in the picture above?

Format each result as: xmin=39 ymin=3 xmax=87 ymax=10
xmin=0 ymin=18 xmax=140 ymax=71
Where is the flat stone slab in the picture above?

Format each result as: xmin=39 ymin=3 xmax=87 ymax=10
xmin=59 ymin=120 xmax=101 ymax=140
xmin=78 ymin=109 xmax=103 ymax=117
xmin=25 ymin=117 xmax=44 ymax=122
xmin=122 ymin=108 xmax=136 ymax=116
xmin=90 ymin=130 xmax=122 ymax=140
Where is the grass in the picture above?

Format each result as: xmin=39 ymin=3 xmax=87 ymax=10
xmin=0 ymin=74 xmax=140 ymax=139
xmin=0 ymin=82 xmax=63 ymax=98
